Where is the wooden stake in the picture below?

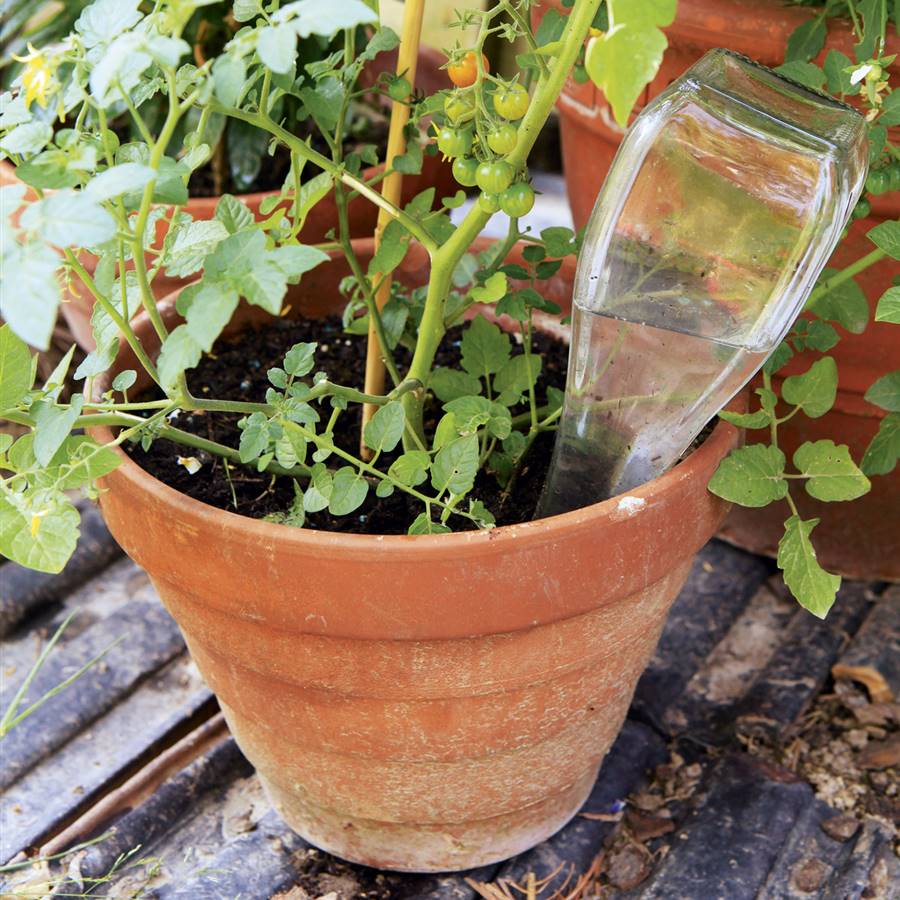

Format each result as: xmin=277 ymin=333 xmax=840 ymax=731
xmin=360 ymin=0 xmax=426 ymax=458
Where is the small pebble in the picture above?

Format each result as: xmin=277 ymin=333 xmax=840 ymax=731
xmin=791 ymin=858 xmax=829 ymax=893
xmin=820 ymin=814 xmax=859 ymax=842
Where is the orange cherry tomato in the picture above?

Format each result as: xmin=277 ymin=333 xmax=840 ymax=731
xmin=447 ymin=50 xmax=488 ymax=88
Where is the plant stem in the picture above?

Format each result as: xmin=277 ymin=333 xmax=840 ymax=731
xmin=806 ymin=247 xmax=885 ymax=307
xmin=402 ymin=0 xmax=602 ymax=443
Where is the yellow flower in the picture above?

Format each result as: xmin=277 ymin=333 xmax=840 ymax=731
xmin=12 ymin=43 xmax=54 ymax=109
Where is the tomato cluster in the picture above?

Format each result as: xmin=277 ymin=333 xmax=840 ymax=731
xmin=865 ymin=162 xmax=900 ymax=196
xmin=438 ymin=52 xmax=535 ymax=219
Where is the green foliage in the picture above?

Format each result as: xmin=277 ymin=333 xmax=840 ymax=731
xmin=777 ymin=517 xmax=840 ymax=619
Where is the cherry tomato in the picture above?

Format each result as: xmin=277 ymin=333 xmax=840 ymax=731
xmin=487 ymin=123 xmax=517 ymax=155
xmin=888 ymin=163 xmax=900 ymax=193
xmin=866 ymin=168 xmax=889 ymax=195
xmin=452 ymin=156 xmax=479 ymax=187
xmin=444 ymin=91 xmax=476 ymax=124
xmin=388 ymin=76 xmax=411 ymax=101
xmin=435 ymin=126 xmax=473 ymax=158
xmin=475 ymin=159 xmax=514 ymax=193
xmin=448 ymin=51 xmax=488 ymax=88
xmin=851 ymin=198 xmax=871 ymax=220
xmin=493 ymin=83 xmax=529 ymax=120
xmin=478 ymin=191 xmax=501 ymax=214
xmin=499 ymin=182 xmax=535 ymax=217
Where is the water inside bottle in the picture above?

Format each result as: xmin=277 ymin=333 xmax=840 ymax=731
xmin=536 ymin=59 xmax=867 ymax=518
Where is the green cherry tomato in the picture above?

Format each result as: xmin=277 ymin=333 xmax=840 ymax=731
xmin=493 ymin=83 xmax=529 ymax=120
xmin=888 ymin=163 xmax=900 ymax=193
xmin=435 ymin=126 xmax=473 ymax=158
xmin=475 ymin=159 xmax=514 ymax=193
xmin=452 ymin=156 xmax=479 ymax=187
xmin=865 ymin=168 xmax=889 ymax=195
xmin=444 ymin=91 xmax=476 ymax=124
xmin=851 ymin=197 xmax=871 ymax=220
xmin=389 ymin=76 xmax=412 ymax=101
xmin=478 ymin=191 xmax=501 ymax=214
xmin=487 ymin=123 xmax=518 ymax=155
xmin=499 ymin=182 xmax=535 ymax=217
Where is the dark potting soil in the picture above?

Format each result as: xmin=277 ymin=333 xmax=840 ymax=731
xmin=125 ymin=316 xmax=571 ymax=533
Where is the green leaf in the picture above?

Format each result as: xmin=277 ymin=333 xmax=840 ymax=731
xmin=707 ymin=445 xmax=788 ymax=507
xmin=269 ymin=245 xmax=329 ymax=281
xmin=875 ymin=286 xmax=900 ymax=324
xmin=165 ymin=220 xmax=229 ymax=278
xmin=782 ymin=357 xmax=838 ymax=419
xmin=178 ymin=281 xmax=239 ymax=352
xmin=299 ymin=78 xmax=344 ymax=134
xmin=213 ymin=54 xmax=247 ymax=107
xmin=0 ymin=324 xmax=33 ymax=410
xmin=216 ymin=194 xmax=255 ymax=234
xmin=20 ymin=192 xmax=116 ymax=248
xmin=535 ymin=7 xmax=566 ymax=45
xmin=388 ymin=451 xmax=430 ymax=487
xmin=0 ymin=241 xmax=60 ymax=350
xmin=0 ymin=122 xmax=53 ymax=156
xmin=794 ymin=440 xmax=870 ymax=502
xmin=363 ymin=401 xmax=405 ymax=454
xmin=431 ymin=434 xmax=479 ymax=496
xmin=157 ymin=325 xmax=202 ymax=392
xmin=277 ymin=0 xmax=378 ymax=37
xmin=368 ymin=219 xmax=410 ymax=277
xmin=774 ymin=61 xmax=826 ymax=90
xmin=879 ymin=90 xmax=900 ymax=127
xmin=460 ymin=316 xmax=511 ymax=379
xmin=823 ymin=49 xmax=854 ymax=94
xmin=861 ymin=412 xmax=900 ymax=476
xmin=75 ymin=0 xmax=142 ymax=48
xmin=111 ymin=370 xmax=136 ymax=393
xmin=864 ymin=371 xmax=900 ymax=411
xmin=808 ymin=269 xmax=868 ymax=333
xmin=868 ymin=220 xmax=900 ymax=260
xmin=328 ymin=466 xmax=368 ymax=515
xmin=855 ymin=0 xmax=886 ymax=61
xmin=295 ymin=171 xmax=333 ymax=230
xmin=303 ymin=463 xmax=332 ymax=512
xmin=585 ymin=22 xmax=667 ymax=127
xmin=792 ymin=320 xmax=839 ymax=353
xmin=238 ymin=412 xmax=270 ymax=463
xmin=493 ymin=354 xmax=542 ymax=404
xmin=32 ymin=398 xmax=83 ymax=466
xmin=84 ymin=163 xmax=155 ymax=202
xmin=257 ymin=24 xmax=297 ymax=74
xmin=408 ymin=512 xmax=451 ymax=535
xmin=470 ymin=272 xmax=508 ymax=304
xmin=785 ymin=17 xmax=827 ymax=62
xmin=234 ymin=0 xmax=263 ymax=21
xmin=777 ymin=516 xmax=840 ymax=619
xmin=429 ymin=368 xmax=482 ymax=403
xmin=717 ymin=409 xmax=771 ymax=430
xmin=58 ymin=437 xmax=121 ymax=488
xmin=0 ymin=494 xmax=80 ymax=574
xmin=443 ymin=396 xmax=492 ymax=435
xmin=540 ymin=227 xmax=578 ymax=257
xmin=763 ymin=341 xmax=794 ymax=376
xmin=283 ymin=342 xmax=316 ymax=377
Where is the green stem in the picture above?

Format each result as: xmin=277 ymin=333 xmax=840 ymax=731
xmin=806 ymin=247 xmax=886 ymax=307
xmin=209 ymin=103 xmax=438 ymax=254
xmin=402 ymin=0 xmax=602 ymax=443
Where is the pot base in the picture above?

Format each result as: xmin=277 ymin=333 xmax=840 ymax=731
xmin=259 ymin=763 xmax=598 ymax=873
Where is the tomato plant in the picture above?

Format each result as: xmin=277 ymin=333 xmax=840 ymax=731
xmin=487 ymin=124 xmax=518 ymax=155
xmin=493 ymin=83 xmax=529 ymax=120
xmin=475 ymin=160 xmax=515 ymax=193
xmin=447 ymin=50 xmax=488 ymax=88
xmin=499 ymin=182 xmax=535 ymax=217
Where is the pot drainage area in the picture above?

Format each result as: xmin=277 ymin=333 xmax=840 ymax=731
xmin=1 ymin=502 xmax=897 ymax=899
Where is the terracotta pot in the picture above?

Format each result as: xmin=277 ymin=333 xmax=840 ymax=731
xmin=89 ymin=239 xmax=740 ymax=871
xmin=533 ymin=0 xmax=900 ymax=580
xmin=0 ymin=45 xmax=454 ymax=351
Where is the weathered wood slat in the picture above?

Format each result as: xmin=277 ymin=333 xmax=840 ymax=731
xmin=632 ymin=540 xmax=772 ymax=733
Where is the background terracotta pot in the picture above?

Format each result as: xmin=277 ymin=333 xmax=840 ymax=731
xmin=533 ymin=0 xmax=900 ymax=580
xmin=0 ymin=45 xmax=454 ymax=351
xmin=90 ymin=239 xmax=740 ymax=871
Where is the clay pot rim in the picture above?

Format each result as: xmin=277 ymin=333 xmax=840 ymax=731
xmin=90 ymin=239 xmax=740 ymax=554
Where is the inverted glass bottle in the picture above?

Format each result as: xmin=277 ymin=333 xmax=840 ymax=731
xmin=537 ymin=49 xmax=867 ymax=517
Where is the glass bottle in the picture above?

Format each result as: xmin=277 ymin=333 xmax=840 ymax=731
xmin=538 ymin=49 xmax=868 ymax=517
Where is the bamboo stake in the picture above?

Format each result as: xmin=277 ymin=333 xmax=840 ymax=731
xmin=360 ymin=0 xmax=426 ymax=458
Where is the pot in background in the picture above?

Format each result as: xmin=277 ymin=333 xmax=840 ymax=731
xmin=89 ymin=239 xmax=740 ymax=871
